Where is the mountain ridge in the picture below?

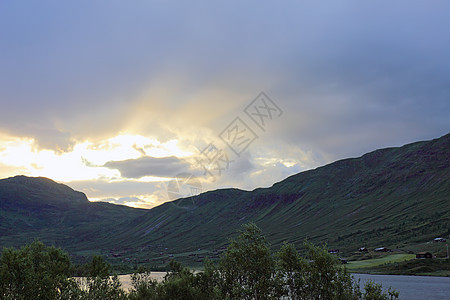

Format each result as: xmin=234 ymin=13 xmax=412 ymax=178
xmin=0 ymin=175 xmax=146 ymax=251
xmin=106 ymin=133 xmax=448 ymax=258
xmin=0 ymin=133 xmax=448 ymax=264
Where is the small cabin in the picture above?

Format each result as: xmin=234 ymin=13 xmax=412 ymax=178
xmin=359 ymin=247 xmax=368 ymax=252
xmin=328 ymin=249 xmax=340 ymax=254
xmin=416 ymin=252 xmax=432 ymax=259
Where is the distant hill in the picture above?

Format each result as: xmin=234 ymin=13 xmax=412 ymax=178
xmin=0 ymin=134 xmax=449 ymax=263
xmin=108 ymin=133 xmax=449 ymax=257
xmin=0 ymin=176 xmax=146 ymax=251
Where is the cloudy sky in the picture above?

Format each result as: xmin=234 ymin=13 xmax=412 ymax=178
xmin=0 ymin=1 xmax=449 ymax=208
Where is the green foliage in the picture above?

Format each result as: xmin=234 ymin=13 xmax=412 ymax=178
xmin=127 ymin=266 xmax=158 ymax=300
xmin=362 ymin=280 xmax=399 ymax=300
xmin=87 ymin=255 xmax=111 ymax=278
xmin=79 ymin=275 xmax=127 ymax=300
xmin=276 ymin=242 xmax=309 ymax=298
xmin=156 ymin=259 xmax=197 ymax=299
xmin=127 ymin=261 xmax=222 ymax=300
xmin=276 ymin=241 xmax=361 ymax=299
xmin=75 ymin=255 xmax=127 ymax=300
xmin=302 ymin=242 xmax=360 ymax=299
xmin=0 ymin=224 xmax=400 ymax=300
xmin=0 ymin=240 xmax=73 ymax=300
xmin=218 ymin=223 xmax=279 ymax=299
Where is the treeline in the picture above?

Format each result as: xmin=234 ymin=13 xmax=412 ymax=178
xmin=0 ymin=223 xmax=399 ymax=299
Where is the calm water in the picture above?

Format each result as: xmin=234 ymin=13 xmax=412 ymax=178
xmin=117 ymin=272 xmax=166 ymax=291
xmin=117 ymin=272 xmax=450 ymax=299
xmin=353 ymin=273 xmax=450 ymax=300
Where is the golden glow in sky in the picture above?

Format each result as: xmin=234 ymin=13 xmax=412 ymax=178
xmin=0 ymin=133 xmax=192 ymax=183
xmin=1 ymin=2 xmax=448 ymax=209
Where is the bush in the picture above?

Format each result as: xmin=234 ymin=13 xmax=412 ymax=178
xmin=0 ymin=225 xmax=399 ymax=300
xmin=218 ymin=223 xmax=280 ymax=299
xmin=157 ymin=260 xmax=200 ymax=300
xmin=362 ymin=280 xmax=399 ymax=300
xmin=78 ymin=275 xmax=126 ymax=300
xmin=127 ymin=266 xmax=159 ymax=300
xmin=0 ymin=241 xmax=73 ymax=300
xmin=76 ymin=255 xmax=127 ymax=300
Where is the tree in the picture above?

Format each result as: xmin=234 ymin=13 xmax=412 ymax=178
xmin=0 ymin=227 xmax=400 ymax=300
xmin=79 ymin=275 xmax=126 ymax=300
xmin=362 ymin=280 xmax=399 ymax=300
xmin=128 ymin=266 xmax=159 ymax=300
xmin=193 ymin=258 xmax=222 ymax=299
xmin=301 ymin=241 xmax=360 ymax=299
xmin=276 ymin=242 xmax=308 ymax=298
xmin=156 ymin=259 xmax=201 ymax=300
xmin=276 ymin=241 xmax=361 ymax=300
xmin=77 ymin=255 xmax=127 ymax=300
xmin=0 ymin=240 xmax=74 ymax=300
xmin=218 ymin=223 xmax=279 ymax=299
xmin=87 ymin=255 xmax=111 ymax=277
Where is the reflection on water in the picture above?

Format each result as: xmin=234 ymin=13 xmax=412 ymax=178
xmin=117 ymin=272 xmax=166 ymax=291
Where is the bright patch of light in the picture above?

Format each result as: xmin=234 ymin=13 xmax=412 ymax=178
xmin=254 ymin=157 xmax=280 ymax=167
xmin=137 ymin=176 xmax=172 ymax=182
xmin=0 ymin=136 xmax=35 ymax=167
xmin=145 ymin=139 xmax=193 ymax=158
xmin=123 ymin=194 xmax=160 ymax=209
xmin=281 ymin=160 xmax=298 ymax=168
xmin=90 ymin=194 xmax=163 ymax=209
xmin=0 ymin=133 xmax=194 ymax=183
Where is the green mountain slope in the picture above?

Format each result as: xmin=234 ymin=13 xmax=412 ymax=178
xmin=108 ymin=133 xmax=449 ymax=257
xmin=0 ymin=134 xmax=448 ymax=263
xmin=0 ymin=176 xmax=146 ymax=251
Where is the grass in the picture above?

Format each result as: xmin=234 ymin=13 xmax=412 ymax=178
xmin=347 ymin=254 xmax=450 ymax=276
xmin=347 ymin=254 xmax=416 ymax=270
xmin=420 ymin=270 xmax=450 ymax=276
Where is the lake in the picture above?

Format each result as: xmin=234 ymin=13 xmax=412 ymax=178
xmin=117 ymin=272 xmax=166 ymax=290
xmin=353 ymin=273 xmax=450 ymax=300
xmin=117 ymin=272 xmax=450 ymax=299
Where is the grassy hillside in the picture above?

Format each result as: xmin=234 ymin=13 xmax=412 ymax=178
xmin=0 ymin=176 xmax=146 ymax=252
xmin=103 ymin=134 xmax=449 ymax=267
xmin=0 ymin=134 xmax=448 ymax=270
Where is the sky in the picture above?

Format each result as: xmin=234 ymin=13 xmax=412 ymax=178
xmin=0 ymin=1 xmax=449 ymax=208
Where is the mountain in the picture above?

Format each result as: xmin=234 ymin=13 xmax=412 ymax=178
xmin=106 ymin=133 xmax=449 ymax=259
xmin=0 ymin=134 xmax=449 ymax=265
xmin=0 ymin=176 xmax=146 ymax=251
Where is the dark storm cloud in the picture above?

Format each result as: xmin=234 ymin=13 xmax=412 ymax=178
xmin=104 ymin=156 xmax=191 ymax=179
xmin=259 ymin=2 xmax=450 ymax=161
xmin=0 ymin=1 xmax=448 ymax=168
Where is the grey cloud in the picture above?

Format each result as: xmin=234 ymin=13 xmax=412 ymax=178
xmin=226 ymin=152 xmax=255 ymax=177
xmin=104 ymin=156 xmax=191 ymax=179
xmin=0 ymin=0 xmax=449 ymax=194
xmin=30 ymin=128 xmax=75 ymax=152
xmin=65 ymin=179 xmax=170 ymax=207
xmin=66 ymin=179 xmax=162 ymax=198
xmin=133 ymin=144 xmax=146 ymax=156
xmin=1 ymin=122 xmax=76 ymax=152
